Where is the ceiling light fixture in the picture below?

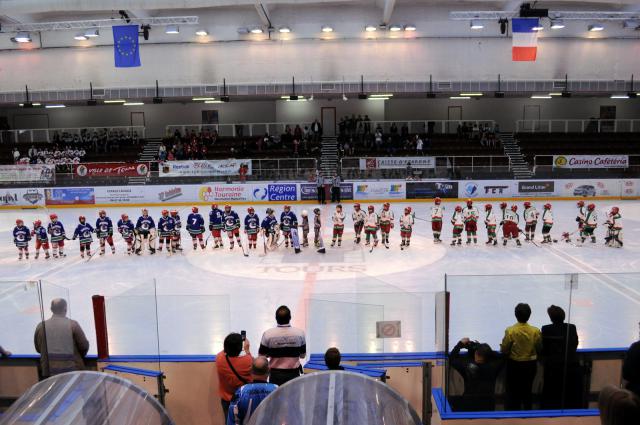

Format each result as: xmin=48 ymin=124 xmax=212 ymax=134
xmin=368 ymin=97 xmax=389 ymax=100
xmin=279 ymin=27 xmax=291 ymax=33
xmin=389 ymin=25 xmax=402 ymax=32
xmin=550 ymin=19 xmax=565 ymax=29
xmin=74 ymin=33 xmax=88 ymax=41
xmin=470 ymin=20 xmax=484 ymax=30
xmin=610 ymin=94 xmax=629 ymax=99
xmin=321 ymin=26 xmax=333 ymax=33
xmin=459 ymin=93 xmax=483 ymax=97
xmin=531 ymin=95 xmax=552 ymax=99
xmin=193 ymin=97 xmax=216 ymax=101
xmin=123 ymin=102 xmax=144 ymax=106
xmin=15 ymin=32 xmax=31 ymax=43
xmin=104 ymin=99 xmax=126 ymax=104
xmin=365 ymin=25 xmax=377 ymax=32
xmin=205 ymin=100 xmax=224 ymax=103
xmin=450 ymin=96 xmax=471 ymax=100
xmin=165 ymin=25 xmax=180 ymax=34
xmin=19 ymin=103 xmax=41 ymax=107
xmin=588 ymin=23 xmax=604 ymax=32
xmin=250 ymin=27 xmax=264 ymax=34
xmin=532 ymin=24 xmax=544 ymax=31
xmin=369 ymin=94 xmax=394 ymax=98
xmin=404 ymin=24 xmax=417 ymax=31
xmin=195 ymin=29 xmax=209 ymax=36
xmin=549 ymin=92 xmax=563 ymax=96
xmin=45 ymin=104 xmax=66 ymax=109
xmin=84 ymin=28 xmax=99 ymax=38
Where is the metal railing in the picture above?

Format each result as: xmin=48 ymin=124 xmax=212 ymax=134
xmin=516 ymin=119 xmax=640 ymax=133
xmin=0 ymin=126 xmax=146 ymax=144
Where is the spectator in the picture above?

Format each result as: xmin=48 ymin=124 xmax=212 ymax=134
xmin=311 ymin=119 xmax=322 ymax=142
xmin=500 ymin=303 xmax=541 ymax=410
xmin=316 ymin=172 xmax=325 ymax=205
xmin=227 ymin=356 xmax=277 ymax=425
xmin=12 ymin=148 xmax=20 ymax=163
xmin=324 ymin=347 xmax=344 ymax=370
xmin=34 ymin=298 xmax=89 ymax=379
xmin=158 ymin=144 xmax=167 ymax=161
xmin=363 ymin=115 xmax=371 ymax=134
xmin=0 ymin=345 xmax=11 ymax=357
xmin=258 ymin=305 xmax=306 ymax=386
xmin=331 ymin=174 xmax=341 ymax=203
xmin=541 ymin=305 xmax=581 ymax=409
xmin=216 ymin=333 xmax=253 ymax=421
xmin=416 ymin=135 xmax=424 ymax=156
xmin=623 ymin=336 xmax=640 ymax=398
xmin=406 ymin=162 xmax=414 ymax=179
xmin=598 ymin=385 xmax=640 ymax=425
xmin=449 ymin=338 xmax=504 ymax=411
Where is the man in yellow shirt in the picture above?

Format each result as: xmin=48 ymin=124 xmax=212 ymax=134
xmin=501 ymin=303 xmax=542 ymax=410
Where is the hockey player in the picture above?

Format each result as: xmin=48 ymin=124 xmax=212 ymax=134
xmin=157 ymin=210 xmax=176 ymax=254
xmin=379 ymin=202 xmax=394 ymax=247
xmin=484 ymin=204 xmax=497 ymax=246
xmin=431 ymin=197 xmax=444 ymax=243
xmin=117 ymin=214 xmax=136 ymax=255
xmin=261 ymin=208 xmax=279 ymax=249
xmin=331 ymin=204 xmax=346 ymax=247
xmin=313 ymin=208 xmax=322 ymax=247
xmin=209 ymin=204 xmax=225 ymax=249
xmin=135 ymin=209 xmax=156 ymax=255
xmin=300 ymin=210 xmax=310 ymax=247
xmin=171 ymin=210 xmax=183 ymax=251
xmin=462 ymin=199 xmax=479 ymax=245
xmin=352 ymin=203 xmax=366 ymax=244
xmin=13 ymin=219 xmax=31 ymax=260
xmin=400 ymin=207 xmax=414 ymax=249
xmin=503 ymin=205 xmax=521 ymax=247
xmin=244 ymin=207 xmax=260 ymax=250
xmin=499 ymin=202 xmax=508 ymax=244
xmin=581 ymin=203 xmax=598 ymax=244
xmin=32 ymin=220 xmax=50 ymax=259
xmin=605 ymin=207 xmax=622 ymax=248
xmin=223 ymin=205 xmax=242 ymax=250
xmin=451 ymin=206 xmax=464 ymax=246
xmin=364 ymin=205 xmax=380 ymax=247
xmin=541 ymin=204 xmax=554 ymax=244
xmin=523 ymin=202 xmax=539 ymax=242
xmin=574 ymin=200 xmax=587 ymax=241
xmin=186 ymin=207 xmax=206 ymax=250
xmin=95 ymin=210 xmax=115 ymax=256
xmin=47 ymin=214 xmax=66 ymax=258
xmin=280 ymin=206 xmax=298 ymax=248
xmin=72 ymin=216 xmax=94 ymax=258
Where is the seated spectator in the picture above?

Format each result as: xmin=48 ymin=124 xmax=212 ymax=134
xmin=500 ymin=303 xmax=541 ymax=410
xmin=158 ymin=144 xmax=167 ymax=161
xmin=0 ymin=345 xmax=11 ymax=357
xmin=227 ymin=356 xmax=277 ymax=425
xmin=623 ymin=337 xmax=640 ymax=398
xmin=259 ymin=305 xmax=306 ymax=386
xmin=541 ymin=305 xmax=581 ymax=409
xmin=598 ymin=385 xmax=640 ymax=425
xmin=450 ymin=338 xmax=504 ymax=411
xmin=324 ymin=347 xmax=344 ymax=370
xmin=216 ymin=333 xmax=253 ymax=421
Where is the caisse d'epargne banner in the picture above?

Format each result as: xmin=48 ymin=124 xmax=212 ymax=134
xmin=0 ymin=164 xmax=55 ymax=183
xmin=359 ymin=157 xmax=435 ymax=170
xmin=74 ymin=162 xmax=150 ymax=177
xmin=159 ymin=160 xmax=252 ymax=177
xmin=553 ymin=155 xmax=629 ymax=169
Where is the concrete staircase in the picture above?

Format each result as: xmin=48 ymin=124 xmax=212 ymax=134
xmin=130 ymin=138 xmax=163 ymax=185
xmin=320 ymin=136 xmax=339 ymax=177
xmin=499 ymin=132 xmax=533 ymax=179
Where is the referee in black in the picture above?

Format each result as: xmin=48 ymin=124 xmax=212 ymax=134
xmin=331 ymin=174 xmax=342 ymax=203
xmin=316 ymin=172 xmax=325 ymax=204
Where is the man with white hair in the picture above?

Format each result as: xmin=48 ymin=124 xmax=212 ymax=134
xmin=34 ymin=298 xmax=89 ymax=378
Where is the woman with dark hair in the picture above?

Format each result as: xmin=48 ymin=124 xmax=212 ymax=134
xmin=598 ymin=386 xmax=640 ymax=425
xmin=215 ymin=333 xmax=252 ymax=421
xmin=541 ymin=305 xmax=582 ymax=409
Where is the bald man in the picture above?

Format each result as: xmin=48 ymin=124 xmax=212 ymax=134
xmin=34 ymin=298 xmax=89 ymax=378
xmin=227 ymin=356 xmax=278 ymax=425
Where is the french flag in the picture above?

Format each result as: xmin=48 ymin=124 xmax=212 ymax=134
xmin=512 ymin=18 xmax=539 ymax=61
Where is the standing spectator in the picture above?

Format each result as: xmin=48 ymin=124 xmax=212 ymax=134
xmin=416 ymin=135 xmax=424 ymax=156
xmin=406 ymin=162 xmax=414 ymax=180
xmin=541 ymin=305 xmax=581 ymax=409
xmin=500 ymin=303 xmax=542 ymax=410
xmin=598 ymin=386 xmax=640 ymax=425
xmin=216 ymin=333 xmax=253 ymax=421
xmin=623 ymin=336 xmax=640 ymax=398
xmin=34 ymin=298 xmax=89 ymax=379
xmin=316 ymin=172 xmax=325 ymax=205
xmin=331 ymin=174 xmax=342 ymax=203
xmin=363 ymin=115 xmax=371 ymax=134
xmin=12 ymin=147 xmax=20 ymax=163
xmin=258 ymin=305 xmax=306 ymax=386
xmin=311 ymin=119 xmax=322 ymax=142
xmin=324 ymin=347 xmax=344 ymax=370
xmin=227 ymin=356 xmax=277 ymax=425
xmin=0 ymin=345 xmax=11 ymax=357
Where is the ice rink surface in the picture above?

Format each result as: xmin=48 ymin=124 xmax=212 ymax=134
xmin=1 ymin=200 xmax=639 ymax=357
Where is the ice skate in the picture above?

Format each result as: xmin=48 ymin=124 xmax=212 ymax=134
xmin=493 ymin=239 xmax=498 ymax=246
xmin=35 ymin=252 xmax=40 ymax=259
xmin=45 ymin=252 xmax=50 ymax=259
xmin=516 ymin=239 xmax=522 ymax=247
xmin=503 ymin=239 xmax=508 ymax=246
xmin=457 ymin=239 xmax=461 ymax=245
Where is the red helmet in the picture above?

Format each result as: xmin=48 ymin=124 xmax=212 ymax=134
xmin=162 ymin=209 xmax=169 ymax=216
xmin=79 ymin=215 xmax=86 ymax=222
xmin=211 ymin=203 xmax=218 ymax=210
xmin=248 ymin=207 xmax=255 ymax=214
xmin=34 ymin=219 xmax=42 ymax=227
xmin=383 ymin=202 xmax=390 ymax=210
xmin=224 ymin=204 xmax=231 ymax=211
xmin=466 ymin=199 xmax=473 ymax=206
xmin=611 ymin=206 xmax=619 ymax=215
xmin=434 ymin=197 xmax=442 ymax=205
xmin=192 ymin=206 xmax=199 ymax=213
xmin=405 ymin=206 xmax=412 ymax=214
xmin=354 ymin=203 xmax=361 ymax=210
xmin=15 ymin=219 xmax=23 ymax=226
xmin=99 ymin=209 xmax=106 ymax=217
xmin=577 ymin=200 xmax=585 ymax=207
xmin=368 ymin=205 xmax=375 ymax=212
xmin=121 ymin=213 xmax=129 ymax=220
xmin=485 ymin=204 xmax=492 ymax=211
xmin=588 ymin=203 xmax=595 ymax=211
xmin=50 ymin=213 xmax=58 ymax=220
xmin=170 ymin=210 xmax=178 ymax=217
xmin=511 ymin=205 xmax=518 ymax=212
xmin=523 ymin=202 xmax=531 ymax=208
xmin=455 ymin=205 xmax=462 ymax=212
xmin=142 ymin=208 xmax=149 ymax=215
xmin=544 ymin=203 xmax=551 ymax=210
xmin=500 ymin=202 xmax=507 ymax=209
xmin=284 ymin=205 xmax=291 ymax=211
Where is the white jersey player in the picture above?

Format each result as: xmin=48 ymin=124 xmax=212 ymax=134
xmin=364 ymin=205 xmax=380 ymax=247
xmin=605 ymin=206 xmax=622 ymax=248
xmin=523 ymin=202 xmax=539 ymax=242
xmin=379 ymin=203 xmax=394 ymax=247
xmin=541 ymin=203 xmax=554 ymax=244
xmin=462 ymin=200 xmax=480 ymax=244
xmin=352 ymin=203 xmax=367 ymax=244
xmin=581 ymin=203 xmax=598 ymax=244
xmin=502 ymin=205 xmax=521 ymax=247
xmin=431 ymin=197 xmax=444 ymax=243
xmin=484 ymin=204 xmax=497 ymax=246
xmin=400 ymin=207 xmax=415 ymax=250
xmin=331 ymin=204 xmax=346 ymax=247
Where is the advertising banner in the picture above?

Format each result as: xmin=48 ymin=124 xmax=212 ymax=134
xmin=553 ymin=155 xmax=629 ymax=169
xmin=267 ymin=184 xmax=298 ymax=201
xmin=45 ymin=188 xmax=95 ymax=206
xmin=197 ymin=184 xmax=256 ymax=202
xmin=159 ymin=160 xmax=252 ymax=177
xmin=516 ymin=181 xmax=555 ymax=197
xmin=621 ymin=179 xmax=640 ymax=197
xmin=558 ymin=180 xmax=622 ymax=197
xmin=299 ymin=183 xmax=353 ymax=201
xmin=74 ymin=162 xmax=150 ymax=177
xmin=0 ymin=164 xmax=55 ymax=183
xmin=353 ymin=182 xmax=405 ymax=200
xmin=0 ymin=188 xmax=45 ymax=207
xmin=458 ymin=181 xmax=517 ymax=198
xmin=359 ymin=157 xmax=436 ymax=170
xmin=406 ymin=182 xmax=458 ymax=199
xmin=94 ymin=186 xmax=149 ymax=205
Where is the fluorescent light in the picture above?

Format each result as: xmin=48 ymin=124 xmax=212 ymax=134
xmin=104 ymin=99 xmax=126 ymax=104
xmin=193 ymin=97 xmax=216 ymax=101
xmin=123 ymin=102 xmax=144 ymax=106
xmin=389 ymin=25 xmax=402 ymax=32
xmin=370 ymin=94 xmax=394 ymax=98
xmin=321 ymin=26 xmax=333 ymax=33
xmin=279 ymin=27 xmax=291 ymax=33
xmin=470 ymin=20 xmax=484 ymax=30
xmin=610 ymin=94 xmax=629 ymax=99
xmin=205 ymin=100 xmax=224 ymax=103
xmin=550 ymin=19 xmax=565 ymax=29
xmin=368 ymin=97 xmax=389 ymax=100
xmin=250 ymin=27 xmax=263 ymax=34
xmin=196 ymin=29 xmax=209 ymax=36
xmin=531 ymin=95 xmax=552 ymax=99
xmin=15 ymin=32 xmax=31 ymax=43
xmin=45 ymin=104 xmax=66 ymax=109
xmin=450 ymin=96 xmax=471 ymax=100
xmin=19 ymin=103 xmax=41 ymax=106
xmin=166 ymin=25 xmax=180 ymax=34
xmin=549 ymin=92 xmax=563 ymax=96
xmin=532 ymin=24 xmax=544 ymax=31
xmin=74 ymin=33 xmax=88 ymax=41
xmin=286 ymin=97 xmax=307 ymax=102
xmin=460 ymin=92 xmax=483 ymax=97
xmin=588 ymin=24 xmax=604 ymax=32
xmin=85 ymin=28 xmax=99 ymax=38
xmin=405 ymin=24 xmax=417 ymax=31
xmin=365 ymin=25 xmax=377 ymax=32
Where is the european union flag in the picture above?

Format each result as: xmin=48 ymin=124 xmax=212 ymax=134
xmin=113 ymin=25 xmax=141 ymax=68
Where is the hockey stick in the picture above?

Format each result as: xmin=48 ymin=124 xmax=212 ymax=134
xmin=413 ymin=216 xmax=433 ymax=223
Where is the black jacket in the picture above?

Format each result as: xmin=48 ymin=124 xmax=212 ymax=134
xmin=541 ymin=322 xmax=579 ymax=367
xmin=623 ymin=340 xmax=640 ymax=398
xmin=450 ymin=342 xmax=504 ymax=397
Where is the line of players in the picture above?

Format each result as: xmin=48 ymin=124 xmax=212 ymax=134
xmin=11 ymin=199 xmax=624 ymax=260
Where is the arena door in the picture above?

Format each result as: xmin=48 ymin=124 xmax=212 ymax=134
xmin=321 ymin=107 xmax=336 ymax=137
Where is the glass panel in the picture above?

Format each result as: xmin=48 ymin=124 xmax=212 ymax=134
xmin=0 ymin=281 xmax=51 ymax=355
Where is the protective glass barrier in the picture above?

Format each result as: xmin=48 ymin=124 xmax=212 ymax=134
xmin=0 ymin=281 xmax=47 ymax=355
xmin=1 ymin=371 xmax=174 ymax=425
xmin=247 ymin=371 xmax=422 ymax=425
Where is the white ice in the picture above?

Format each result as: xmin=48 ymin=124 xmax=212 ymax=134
xmin=0 ymin=200 xmax=639 ymax=358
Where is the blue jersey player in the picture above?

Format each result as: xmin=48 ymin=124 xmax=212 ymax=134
xmin=170 ymin=210 xmax=183 ymax=252
xmin=223 ymin=205 xmax=242 ymax=250
xmin=32 ymin=219 xmax=50 ymax=259
xmin=280 ymin=205 xmax=298 ymax=248
xmin=135 ymin=208 xmax=156 ymax=255
xmin=157 ymin=209 xmax=176 ymax=254
xmin=186 ymin=206 xmax=206 ymax=250
xmin=47 ymin=213 xmax=67 ymax=258
xmin=244 ymin=207 xmax=260 ymax=250
xmin=72 ymin=216 xmax=95 ymax=258
xmin=117 ymin=213 xmax=136 ymax=255
xmin=95 ymin=210 xmax=115 ymax=256
xmin=13 ymin=219 xmax=31 ymax=260
xmin=209 ymin=203 xmax=225 ymax=249
xmin=261 ymin=208 xmax=279 ymax=250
